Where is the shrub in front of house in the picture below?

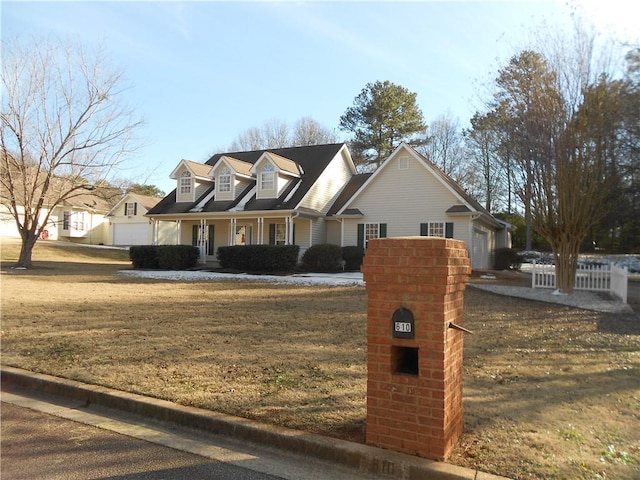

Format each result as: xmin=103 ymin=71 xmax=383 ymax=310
xmin=129 ymin=245 xmax=199 ymax=270
xmin=494 ymin=247 xmax=522 ymax=270
xmin=129 ymin=245 xmax=160 ymax=269
xmin=156 ymin=245 xmax=200 ymax=270
xmin=217 ymin=245 xmax=299 ymax=272
xmin=301 ymin=244 xmax=343 ymax=272
xmin=342 ymin=246 xmax=365 ymax=271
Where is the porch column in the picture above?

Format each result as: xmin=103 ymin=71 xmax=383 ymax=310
xmin=257 ymin=217 xmax=264 ymax=244
xmin=151 ymin=220 xmax=157 ymax=245
xmin=285 ymin=217 xmax=290 ymax=245
xmin=176 ymin=220 xmax=181 ymax=244
xmin=199 ymin=219 xmax=207 ymax=263
xmin=229 ymin=218 xmax=237 ymax=246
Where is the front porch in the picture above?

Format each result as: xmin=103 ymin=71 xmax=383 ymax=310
xmin=151 ymin=213 xmax=313 ymax=263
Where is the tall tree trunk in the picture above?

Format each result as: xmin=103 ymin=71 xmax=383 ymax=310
xmin=525 ymin=203 xmax=533 ymax=251
xmin=16 ymin=231 xmax=38 ymax=268
xmin=552 ymin=236 xmax=581 ymax=294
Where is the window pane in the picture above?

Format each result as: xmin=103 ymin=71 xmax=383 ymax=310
xmin=275 ymin=224 xmax=286 ymax=245
xmin=219 ymin=167 xmax=231 ymax=192
xmin=261 ymin=164 xmax=275 ymax=190
xmin=364 ymin=223 xmax=379 ymax=247
xmin=429 ymin=222 xmax=444 ymax=237
xmin=180 ymin=172 xmax=192 ymax=194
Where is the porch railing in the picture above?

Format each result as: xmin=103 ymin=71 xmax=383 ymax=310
xmin=531 ymin=261 xmax=628 ymax=303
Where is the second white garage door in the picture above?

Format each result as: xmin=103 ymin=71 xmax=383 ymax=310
xmin=113 ymin=223 xmax=150 ymax=246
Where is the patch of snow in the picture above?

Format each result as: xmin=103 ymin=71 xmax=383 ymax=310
xmin=117 ymin=269 xmax=365 ymax=287
xmin=551 ymin=289 xmax=568 ymax=296
xmin=469 ymin=283 xmax=633 ymax=314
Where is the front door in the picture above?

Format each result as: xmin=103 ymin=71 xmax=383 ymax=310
xmin=236 ymin=225 xmax=252 ymax=245
xmin=193 ymin=224 xmax=215 ymax=257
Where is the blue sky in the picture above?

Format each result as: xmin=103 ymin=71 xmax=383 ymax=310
xmin=2 ymin=1 xmax=638 ymax=195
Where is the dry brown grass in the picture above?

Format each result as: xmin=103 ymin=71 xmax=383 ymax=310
xmin=1 ymin=238 xmax=639 ymax=479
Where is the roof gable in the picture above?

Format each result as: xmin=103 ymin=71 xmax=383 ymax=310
xmin=169 ymin=159 xmax=213 ymax=180
xmin=336 ymin=143 xmax=486 ymax=216
xmin=215 ymin=155 xmax=253 ymax=178
xmin=107 ymin=193 xmax=162 ymax=216
xmin=59 ymin=192 xmax=113 ymax=213
xmin=251 ymin=152 xmax=301 ymax=177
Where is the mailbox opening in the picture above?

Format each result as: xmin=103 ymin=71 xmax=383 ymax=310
xmin=392 ymin=346 xmax=419 ymax=375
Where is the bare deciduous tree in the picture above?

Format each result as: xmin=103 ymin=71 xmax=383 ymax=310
xmin=463 ymin=112 xmax=503 ymax=212
xmin=419 ymin=113 xmax=466 ymax=181
xmin=291 ymin=116 xmax=337 ymax=146
xmin=228 ymin=117 xmax=336 ymax=151
xmin=487 ymin=24 xmax=625 ymax=293
xmin=1 ymin=36 xmax=143 ymax=268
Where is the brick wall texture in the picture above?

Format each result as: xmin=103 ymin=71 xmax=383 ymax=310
xmin=361 ymin=236 xmax=471 ymax=460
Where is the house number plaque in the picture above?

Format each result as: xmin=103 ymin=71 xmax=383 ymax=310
xmin=392 ymin=307 xmax=415 ymax=339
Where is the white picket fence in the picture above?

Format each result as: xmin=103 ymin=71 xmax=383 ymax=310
xmin=531 ymin=261 xmax=628 ymax=303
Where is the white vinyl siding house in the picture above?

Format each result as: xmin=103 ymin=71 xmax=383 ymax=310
xmin=147 ymin=143 xmax=509 ymax=268
xmin=337 ymin=150 xmax=460 ymax=246
xmin=330 ymin=143 xmax=508 ymax=269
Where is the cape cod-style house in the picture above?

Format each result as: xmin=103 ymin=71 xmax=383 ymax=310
xmin=146 ymin=142 xmax=511 ymax=270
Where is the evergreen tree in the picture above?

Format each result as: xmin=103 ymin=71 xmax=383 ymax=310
xmin=339 ymin=80 xmax=426 ymax=170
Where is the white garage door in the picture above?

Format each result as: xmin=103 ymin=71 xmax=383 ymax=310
xmin=472 ymin=228 xmax=489 ymax=270
xmin=113 ymin=223 xmax=149 ymax=246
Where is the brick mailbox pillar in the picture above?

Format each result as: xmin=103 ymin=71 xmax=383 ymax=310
xmin=361 ymin=236 xmax=471 ymax=461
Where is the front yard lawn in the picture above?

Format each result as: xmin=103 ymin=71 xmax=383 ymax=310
xmin=1 ymin=239 xmax=639 ymax=479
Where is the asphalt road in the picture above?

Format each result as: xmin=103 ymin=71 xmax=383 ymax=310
xmin=1 ymin=402 xmax=284 ymax=480
xmin=0 ymin=395 xmax=381 ymax=480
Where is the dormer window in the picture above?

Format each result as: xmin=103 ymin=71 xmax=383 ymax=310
xmin=180 ymin=171 xmax=192 ymax=194
xmin=260 ymin=164 xmax=275 ymax=190
xmin=218 ymin=167 xmax=231 ymax=192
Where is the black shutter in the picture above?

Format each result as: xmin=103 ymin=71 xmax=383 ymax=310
xmin=207 ymin=225 xmax=215 ymax=255
xmin=445 ymin=222 xmax=454 ymax=238
xmin=124 ymin=203 xmax=128 ymax=215
xmin=133 ymin=203 xmax=137 ymax=215
xmin=420 ymin=223 xmax=428 ymax=236
xmin=192 ymin=225 xmax=198 ymax=246
xmin=269 ymin=224 xmax=276 ymax=245
xmin=380 ymin=223 xmax=387 ymax=238
xmin=357 ymin=223 xmax=364 ymax=249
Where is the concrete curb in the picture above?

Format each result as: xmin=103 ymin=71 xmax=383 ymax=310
xmin=1 ymin=366 xmax=508 ymax=480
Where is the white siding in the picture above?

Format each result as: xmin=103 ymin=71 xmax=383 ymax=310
xmin=234 ymin=178 xmax=251 ymax=199
xmin=343 ymin=151 xmax=464 ymax=241
xmin=300 ymin=150 xmax=352 ymax=214
xmin=294 ymin=218 xmax=311 ymax=256
xmin=155 ymin=221 xmax=177 ymax=245
xmin=194 ymin=180 xmax=210 ymax=200
xmin=325 ymin=220 xmax=341 ymax=245
xmin=310 ymin=217 xmax=326 ymax=247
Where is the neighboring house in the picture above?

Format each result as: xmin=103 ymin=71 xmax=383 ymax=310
xmin=147 ymin=142 xmax=511 ymax=270
xmin=0 ymin=193 xmax=111 ymax=244
xmin=105 ymin=193 xmax=173 ymax=246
